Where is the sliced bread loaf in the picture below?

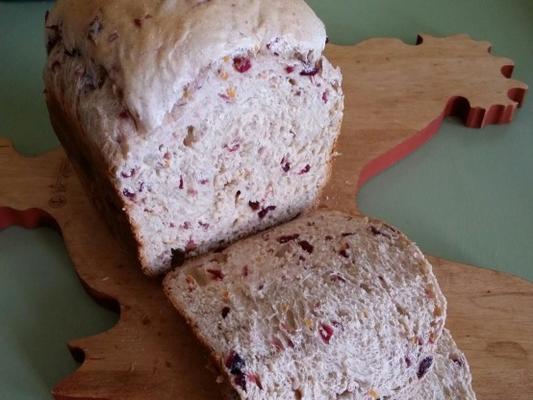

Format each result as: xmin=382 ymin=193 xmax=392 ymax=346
xmin=44 ymin=0 xmax=344 ymax=275
xmin=408 ymin=329 xmax=476 ymax=400
xmin=163 ymin=210 xmax=447 ymax=399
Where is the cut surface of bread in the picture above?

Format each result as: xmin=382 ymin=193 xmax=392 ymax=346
xmin=44 ymin=0 xmax=344 ymax=275
xmin=407 ymin=329 xmax=476 ymax=400
xmin=164 ymin=210 xmax=447 ymax=399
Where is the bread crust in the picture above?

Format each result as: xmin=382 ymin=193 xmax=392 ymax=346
xmin=45 ymin=89 xmax=153 ymax=274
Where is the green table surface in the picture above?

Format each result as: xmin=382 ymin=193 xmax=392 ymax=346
xmin=0 ymin=1 xmax=531 ymax=399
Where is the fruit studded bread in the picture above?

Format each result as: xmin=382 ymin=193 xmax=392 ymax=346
xmin=164 ymin=210 xmax=448 ymax=399
xmin=43 ymin=0 xmax=344 ymax=275
xmin=408 ymin=329 xmax=476 ymax=400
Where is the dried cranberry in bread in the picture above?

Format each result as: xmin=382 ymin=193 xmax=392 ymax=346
xmin=407 ymin=329 xmax=476 ymax=400
xmin=43 ymin=0 xmax=344 ymax=275
xmin=164 ymin=210 xmax=447 ymax=399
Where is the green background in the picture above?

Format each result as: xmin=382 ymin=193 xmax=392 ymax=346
xmin=0 ymin=1 xmax=531 ymax=398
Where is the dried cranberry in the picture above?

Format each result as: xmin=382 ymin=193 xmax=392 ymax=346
xmin=451 ymin=356 xmax=464 ymax=367
xmin=233 ymin=57 xmax=252 ymax=73
xmin=221 ymin=307 xmax=230 ymax=319
xmin=247 ymin=373 xmax=263 ymax=390
xmin=272 ymin=337 xmax=284 ymax=352
xmin=322 ymin=91 xmax=329 ymax=103
xmin=207 ymin=269 xmax=225 ymax=281
xmin=122 ymin=188 xmax=135 ymax=200
xmin=171 ymin=248 xmax=185 ymax=267
xmin=298 ymin=240 xmax=314 ymax=253
xmin=300 ymin=66 xmax=319 ymax=76
xmin=234 ymin=374 xmax=247 ymax=392
xmin=319 ymin=323 xmax=334 ymax=344
xmin=248 ymin=201 xmax=260 ymax=211
xmin=258 ymin=206 xmax=276 ymax=219
xmin=119 ymin=110 xmax=131 ymax=119
xmin=218 ymin=93 xmax=232 ymax=102
xmin=225 ymin=351 xmax=246 ymax=375
xmin=417 ymin=357 xmax=433 ymax=379
xmin=281 ymin=157 xmax=291 ymax=172
xmin=224 ymin=143 xmax=240 ymax=152
xmin=299 ymin=165 xmax=311 ymax=175
xmin=285 ymin=66 xmax=295 ymax=74
xmin=277 ymin=234 xmax=300 ymax=244
xmin=179 ymin=175 xmax=184 ymax=189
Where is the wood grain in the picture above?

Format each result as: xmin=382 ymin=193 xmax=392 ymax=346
xmin=0 ymin=35 xmax=530 ymax=399
xmin=321 ymin=34 xmax=527 ymax=214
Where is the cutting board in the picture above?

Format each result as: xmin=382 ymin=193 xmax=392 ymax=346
xmin=0 ymin=34 xmax=531 ymax=400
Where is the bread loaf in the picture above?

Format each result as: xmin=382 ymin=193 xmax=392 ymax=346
xmin=164 ymin=210 xmax=448 ymax=399
xmin=44 ymin=0 xmax=344 ymax=275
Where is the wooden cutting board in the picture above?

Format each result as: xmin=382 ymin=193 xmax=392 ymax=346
xmin=0 ymin=34 xmax=531 ymax=400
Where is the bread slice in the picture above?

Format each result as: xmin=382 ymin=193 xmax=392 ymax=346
xmin=43 ymin=0 xmax=344 ymax=275
xmin=408 ymin=329 xmax=476 ymax=400
xmin=164 ymin=210 xmax=447 ymax=399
